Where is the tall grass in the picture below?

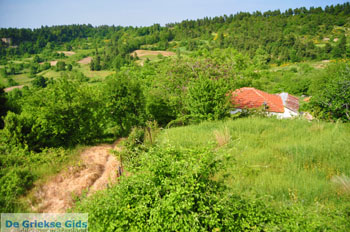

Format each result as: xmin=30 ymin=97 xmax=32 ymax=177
xmin=156 ymin=117 xmax=350 ymax=206
xmin=213 ymin=127 xmax=231 ymax=147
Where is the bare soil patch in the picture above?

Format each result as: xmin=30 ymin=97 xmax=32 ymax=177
xmin=314 ymin=60 xmax=331 ymax=69
xmin=58 ymin=51 xmax=76 ymax=56
xmin=78 ymin=57 xmax=92 ymax=65
xmin=131 ymin=49 xmax=176 ymax=58
xmin=39 ymin=60 xmax=58 ymax=66
xmin=32 ymin=141 xmax=122 ymax=213
xmin=4 ymin=85 xmax=24 ymax=92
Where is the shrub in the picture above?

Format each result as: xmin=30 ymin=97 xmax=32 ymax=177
xmin=187 ymin=76 xmax=230 ymax=120
xmin=146 ymin=93 xmax=176 ymax=127
xmin=31 ymin=75 xmax=47 ymax=88
xmin=0 ymin=167 xmax=34 ymax=212
xmin=124 ymin=127 xmax=145 ymax=149
xmin=103 ymin=75 xmax=145 ymax=137
xmin=3 ymin=75 xmax=104 ymax=149
xmin=309 ymin=63 xmax=350 ymax=122
xmin=56 ymin=61 xmax=66 ymax=71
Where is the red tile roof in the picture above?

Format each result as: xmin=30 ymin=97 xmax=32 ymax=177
xmin=230 ymin=87 xmax=284 ymax=113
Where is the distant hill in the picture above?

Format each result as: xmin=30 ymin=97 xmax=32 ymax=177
xmin=1 ymin=3 xmax=350 ymax=66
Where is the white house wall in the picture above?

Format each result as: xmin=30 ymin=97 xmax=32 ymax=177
xmin=268 ymin=107 xmax=298 ymax=119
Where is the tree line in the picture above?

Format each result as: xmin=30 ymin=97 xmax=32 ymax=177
xmin=2 ymin=3 xmax=350 ymax=66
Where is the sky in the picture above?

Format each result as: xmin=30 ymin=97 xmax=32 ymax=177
xmin=0 ymin=0 xmax=349 ymax=29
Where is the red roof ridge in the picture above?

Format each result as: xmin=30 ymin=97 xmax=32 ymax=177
xmin=252 ymin=88 xmax=265 ymax=100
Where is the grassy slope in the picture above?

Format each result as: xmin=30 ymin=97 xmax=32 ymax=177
xmin=75 ymin=117 xmax=350 ymax=230
xmin=157 ymin=117 xmax=350 ymax=208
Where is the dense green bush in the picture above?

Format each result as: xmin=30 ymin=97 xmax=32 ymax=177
xmin=146 ymin=93 xmax=177 ymax=127
xmin=0 ymin=167 xmax=34 ymax=212
xmin=2 ymin=72 xmax=146 ymax=150
xmin=187 ymin=77 xmax=230 ymax=120
xmin=31 ymin=75 xmax=47 ymax=88
xmin=103 ymin=74 xmax=145 ymax=137
xmin=3 ymin=75 xmax=104 ymax=149
xmin=309 ymin=63 xmax=350 ymax=122
xmin=56 ymin=61 xmax=66 ymax=71
xmin=75 ymin=147 xmax=235 ymax=231
xmin=123 ymin=127 xmax=145 ymax=149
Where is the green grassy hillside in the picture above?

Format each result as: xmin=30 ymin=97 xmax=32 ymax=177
xmin=158 ymin=117 xmax=350 ymax=205
xmin=76 ymin=117 xmax=350 ymax=231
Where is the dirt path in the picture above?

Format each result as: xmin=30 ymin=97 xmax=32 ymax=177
xmin=33 ymin=141 xmax=123 ymax=213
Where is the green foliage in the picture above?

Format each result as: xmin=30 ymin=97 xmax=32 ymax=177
xmin=41 ymin=62 xmax=51 ymax=71
xmin=145 ymin=92 xmax=176 ymax=127
xmin=7 ymin=77 xmax=18 ymax=87
xmin=77 ymin=134 xmax=350 ymax=231
xmin=117 ymin=127 xmax=147 ymax=166
xmin=3 ymin=74 xmax=104 ymax=149
xmin=66 ymin=63 xmax=73 ymax=71
xmin=124 ymin=127 xmax=145 ymax=149
xmin=0 ymin=86 xmax=7 ymax=128
xmin=155 ymin=118 xmax=350 ymax=230
xmin=65 ymin=44 xmax=72 ymax=51
xmin=103 ymin=74 xmax=145 ymax=137
xmin=33 ymin=55 xmax=42 ymax=63
xmin=1 ymin=2 xmax=350 ymax=64
xmin=309 ymin=63 xmax=350 ymax=122
xmin=90 ymin=56 xmax=101 ymax=71
xmin=77 ymin=146 xmax=279 ymax=231
xmin=0 ymin=167 xmax=34 ymax=212
xmin=254 ymin=47 xmax=269 ymax=69
xmin=0 ymin=68 xmax=7 ymax=78
xmin=56 ymin=61 xmax=66 ymax=71
xmin=187 ymin=77 xmax=230 ymax=120
xmin=29 ymin=63 xmax=39 ymax=75
xmin=31 ymin=75 xmax=47 ymax=88
xmin=0 ymin=132 xmax=80 ymax=213
xmin=332 ymin=35 xmax=347 ymax=58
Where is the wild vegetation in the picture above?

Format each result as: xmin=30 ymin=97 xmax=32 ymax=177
xmin=1 ymin=2 xmax=350 ymax=231
xmin=76 ymin=118 xmax=350 ymax=231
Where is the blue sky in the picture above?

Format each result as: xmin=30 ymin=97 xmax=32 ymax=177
xmin=0 ymin=0 xmax=349 ymax=28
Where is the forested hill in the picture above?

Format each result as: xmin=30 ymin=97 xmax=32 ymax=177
xmin=1 ymin=2 xmax=350 ymax=65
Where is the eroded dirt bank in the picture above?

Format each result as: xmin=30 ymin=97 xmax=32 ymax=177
xmin=33 ymin=141 xmax=122 ymax=213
